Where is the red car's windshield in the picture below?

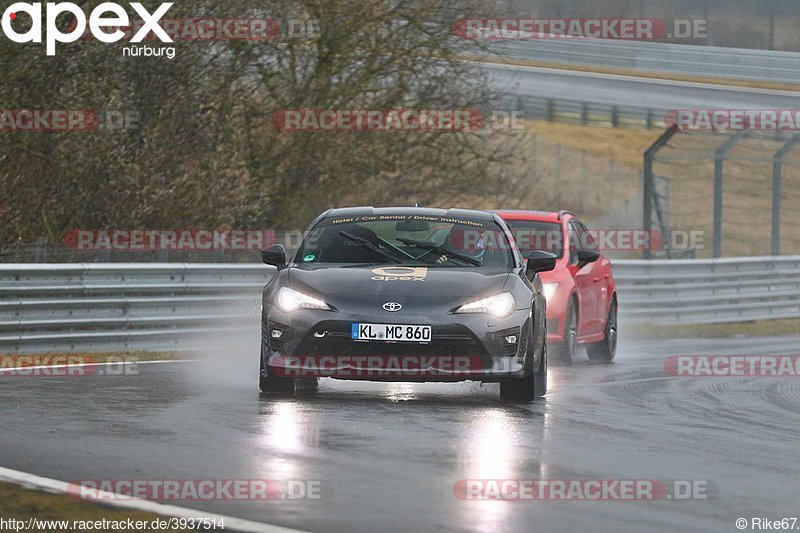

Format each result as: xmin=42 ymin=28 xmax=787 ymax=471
xmin=503 ymin=220 xmax=564 ymax=258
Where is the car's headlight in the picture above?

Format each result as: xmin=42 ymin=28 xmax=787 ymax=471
xmin=455 ymin=292 xmax=515 ymax=318
xmin=275 ymin=287 xmax=331 ymax=312
xmin=543 ymin=283 xmax=558 ymax=302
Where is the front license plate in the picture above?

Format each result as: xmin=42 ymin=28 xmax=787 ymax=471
xmin=351 ymin=323 xmax=432 ymax=342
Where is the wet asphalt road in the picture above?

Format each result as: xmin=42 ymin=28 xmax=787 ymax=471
xmin=484 ymin=63 xmax=800 ymax=110
xmin=2 ymin=332 xmax=800 ymax=533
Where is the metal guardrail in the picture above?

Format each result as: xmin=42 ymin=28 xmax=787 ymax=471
xmin=490 ymin=93 xmax=669 ymax=129
xmin=614 ymin=256 xmax=800 ymax=325
xmin=0 ymin=264 xmax=274 ymax=354
xmin=491 ymin=40 xmax=800 ymax=84
xmin=0 ymin=258 xmax=798 ymax=353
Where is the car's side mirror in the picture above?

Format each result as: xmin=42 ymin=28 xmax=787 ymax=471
xmin=261 ymin=244 xmax=287 ymax=270
xmin=576 ymin=249 xmax=600 ymax=268
xmin=526 ymin=250 xmax=557 ymax=280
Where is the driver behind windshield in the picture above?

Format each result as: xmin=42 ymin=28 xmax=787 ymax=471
xmin=435 ymin=226 xmax=486 ymax=264
xmin=296 ymin=217 xmax=511 ymax=269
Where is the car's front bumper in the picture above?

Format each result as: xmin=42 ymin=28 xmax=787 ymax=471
xmin=262 ymin=307 xmax=534 ymax=382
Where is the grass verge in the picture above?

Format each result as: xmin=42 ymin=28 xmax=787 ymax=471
xmin=524 ymin=119 xmax=660 ymax=167
xmin=628 ymin=318 xmax=800 ymax=339
xmin=0 ymin=481 xmax=189 ymax=531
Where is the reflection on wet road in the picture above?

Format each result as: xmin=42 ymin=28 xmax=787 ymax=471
xmin=1 ymin=334 xmax=800 ymax=532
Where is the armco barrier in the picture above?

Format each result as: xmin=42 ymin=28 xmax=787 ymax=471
xmin=614 ymin=256 xmax=800 ymax=325
xmin=0 ymin=264 xmax=273 ymax=354
xmin=0 ymin=258 xmax=798 ymax=353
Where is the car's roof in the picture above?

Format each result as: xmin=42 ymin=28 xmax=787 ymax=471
xmin=494 ymin=210 xmax=563 ymax=223
xmin=325 ymin=206 xmax=495 ymax=221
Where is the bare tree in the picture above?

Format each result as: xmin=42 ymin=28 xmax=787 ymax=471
xmin=0 ymin=0 xmax=519 ymax=248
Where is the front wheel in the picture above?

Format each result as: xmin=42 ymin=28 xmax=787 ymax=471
xmin=259 ymin=372 xmax=296 ymax=394
xmin=500 ymin=337 xmax=547 ymax=403
xmin=500 ymin=376 xmax=533 ymax=403
xmin=259 ymin=372 xmax=319 ymax=394
xmin=587 ymin=298 xmax=617 ymax=363
xmin=259 ymin=353 xmax=318 ymax=394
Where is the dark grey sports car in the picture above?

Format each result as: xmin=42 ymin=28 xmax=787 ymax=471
xmin=259 ymin=207 xmax=556 ymax=402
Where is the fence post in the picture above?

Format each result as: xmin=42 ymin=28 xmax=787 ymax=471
xmin=771 ymin=135 xmax=800 ymax=256
xmin=713 ymin=132 xmax=747 ymax=259
xmin=580 ymin=150 xmax=587 ymax=212
xmin=547 ymin=99 xmax=555 ymax=122
xmin=555 ymin=144 xmax=563 ymax=199
xmin=643 ymin=126 xmax=679 ymax=259
xmin=609 ymin=160 xmax=617 ymax=210
xmin=611 ymin=106 xmax=619 ymax=128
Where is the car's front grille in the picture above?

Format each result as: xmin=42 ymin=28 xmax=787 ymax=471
xmin=293 ymin=321 xmax=487 ymax=359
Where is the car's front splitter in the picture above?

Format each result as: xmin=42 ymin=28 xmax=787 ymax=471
xmin=266 ymin=353 xmax=525 ymax=382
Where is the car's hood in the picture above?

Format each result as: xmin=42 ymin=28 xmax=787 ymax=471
xmin=288 ymin=265 xmax=510 ymax=309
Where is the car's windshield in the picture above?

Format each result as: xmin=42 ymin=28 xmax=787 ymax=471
xmin=503 ymin=220 xmax=564 ymax=258
xmin=295 ymin=214 xmax=515 ymax=269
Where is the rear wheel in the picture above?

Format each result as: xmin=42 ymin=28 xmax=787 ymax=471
xmin=587 ymin=298 xmax=617 ymax=363
xmin=552 ymin=301 xmax=577 ymax=366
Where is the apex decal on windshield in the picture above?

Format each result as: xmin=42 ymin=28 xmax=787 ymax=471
xmin=371 ymin=266 xmax=427 ymax=282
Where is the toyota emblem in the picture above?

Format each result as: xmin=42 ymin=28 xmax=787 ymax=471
xmin=383 ymin=302 xmax=402 ymax=312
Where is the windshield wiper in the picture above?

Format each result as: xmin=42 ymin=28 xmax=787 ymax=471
xmin=339 ymin=231 xmax=402 ymax=264
xmin=396 ymin=237 xmax=482 ymax=266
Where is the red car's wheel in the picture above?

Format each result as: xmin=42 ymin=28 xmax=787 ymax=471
xmin=588 ymin=298 xmax=617 ymax=363
xmin=553 ymin=300 xmax=577 ymax=365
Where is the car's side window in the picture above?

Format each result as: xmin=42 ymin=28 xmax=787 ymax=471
xmin=576 ymin=221 xmax=598 ymax=251
xmin=568 ymin=221 xmax=580 ymax=265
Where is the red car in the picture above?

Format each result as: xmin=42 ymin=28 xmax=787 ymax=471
xmin=496 ymin=210 xmax=618 ymax=365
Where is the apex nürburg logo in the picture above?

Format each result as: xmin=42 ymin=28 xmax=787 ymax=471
xmin=1 ymin=2 xmax=173 ymax=55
